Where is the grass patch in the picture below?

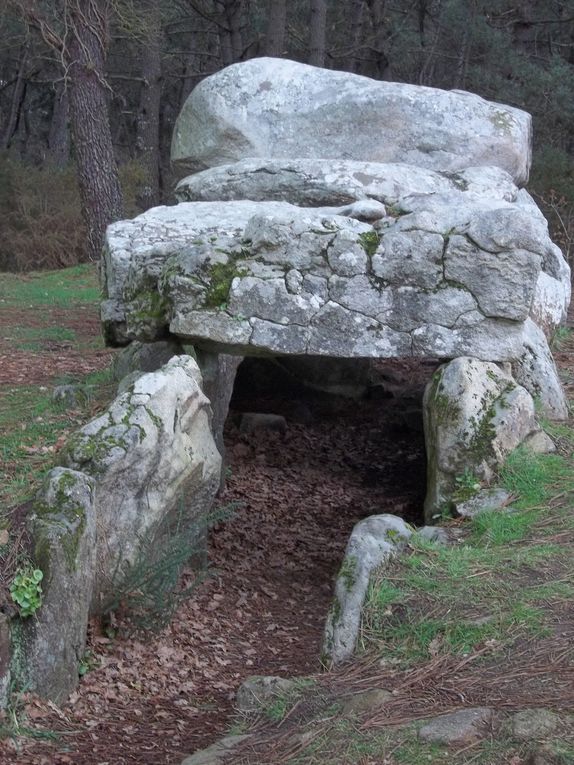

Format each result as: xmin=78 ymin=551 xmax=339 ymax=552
xmin=499 ymin=447 xmax=573 ymax=508
xmin=0 ymin=367 xmax=115 ymax=513
xmin=0 ymin=263 xmax=100 ymax=307
xmin=5 ymin=325 xmax=77 ymax=351
xmin=361 ymin=443 xmax=574 ymax=666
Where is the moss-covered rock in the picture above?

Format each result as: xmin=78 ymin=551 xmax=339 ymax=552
xmin=16 ymin=467 xmax=96 ymax=703
xmin=423 ymin=357 xmax=540 ymax=523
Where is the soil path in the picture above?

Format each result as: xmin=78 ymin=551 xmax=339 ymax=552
xmin=0 ymin=301 xmax=430 ymax=764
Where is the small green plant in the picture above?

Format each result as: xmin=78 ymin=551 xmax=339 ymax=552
xmin=358 ymin=230 xmax=381 ymax=257
xmin=10 ymin=567 xmax=43 ymax=617
xmin=452 ymin=469 xmax=481 ymax=501
xmin=78 ymin=650 xmax=98 ymax=677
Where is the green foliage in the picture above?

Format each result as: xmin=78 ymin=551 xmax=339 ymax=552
xmin=358 ymin=231 xmax=381 ymax=257
xmin=10 ymin=567 xmax=43 ymax=617
xmin=452 ymin=469 xmax=481 ymax=501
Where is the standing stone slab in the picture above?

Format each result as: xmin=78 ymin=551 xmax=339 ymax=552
xmin=18 ymin=468 xmax=96 ymax=702
xmin=172 ymin=58 xmax=532 ymax=184
xmin=512 ymin=319 xmax=569 ymax=420
xmin=60 ymin=356 xmax=221 ymax=610
xmin=423 ymin=357 xmax=540 ymax=522
xmin=0 ymin=614 xmax=10 ymax=709
xmin=193 ymin=349 xmax=242 ymax=490
xmin=322 ymin=514 xmax=412 ymax=666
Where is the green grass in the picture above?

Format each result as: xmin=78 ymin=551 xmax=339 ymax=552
xmin=0 ymin=263 xmax=100 ymax=306
xmin=361 ymin=446 xmax=574 ymax=666
xmin=4 ymin=325 xmax=77 ymax=351
xmin=499 ymin=447 xmax=574 ymax=508
xmin=0 ymin=366 xmax=115 ymax=512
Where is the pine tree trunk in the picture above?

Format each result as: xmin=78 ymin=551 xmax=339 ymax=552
xmin=264 ymin=0 xmax=287 ymax=57
xmin=309 ymin=0 xmax=327 ymax=67
xmin=136 ymin=2 xmax=162 ymax=210
xmin=66 ymin=0 xmax=123 ymax=261
xmin=0 ymin=42 xmax=28 ymax=150
xmin=48 ymin=81 xmax=70 ymax=166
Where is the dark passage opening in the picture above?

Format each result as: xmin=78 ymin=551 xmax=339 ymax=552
xmin=205 ymin=355 xmax=436 ymax=696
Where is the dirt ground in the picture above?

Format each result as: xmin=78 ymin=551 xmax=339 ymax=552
xmin=0 ymin=294 xmax=435 ymax=764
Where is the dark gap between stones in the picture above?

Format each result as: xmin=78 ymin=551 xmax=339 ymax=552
xmin=207 ymin=356 xmax=436 ymax=679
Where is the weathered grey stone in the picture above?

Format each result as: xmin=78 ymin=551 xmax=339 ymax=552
xmin=60 ymin=356 xmax=221 ymax=609
xmin=418 ymin=707 xmax=494 ymax=745
xmin=52 ymin=384 xmax=84 ymax=409
xmin=523 ymin=430 xmax=556 ymax=454
xmin=116 ymin=370 xmax=143 ymax=395
xmin=454 ymin=488 xmax=513 ymax=518
xmin=181 ymin=735 xmax=251 ymax=765
xmin=341 ymin=688 xmax=393 ymax=716
xmin=194 ymin=350 xmax=242 ymax=489
xmin=417 ymin=526 xmax=451 ymax=545
xmin=423 ymin=358 xmax=538 ymax=522
xmin=172 ymin=58 xmax=532 ymax=184
xmin=512 ymin=708 xmax=561 ymax=742
xmin=111 ymin=339 xmax=184 ymax=382
xmin=239 ymin=413 xmax=287 ymax=435
xmin=102 ymin=197 xmax=568 ymax=373
xmin=445 ymin=235 xmax=540 ymax=321
xmin=175 ymin=159 xmax=519 ymax=207
xmin=235 ymin=676 xmax=296 ymax=714
xmin=322 ymin=514 xmax=412 ymax=666
xmin=512 ymin=320 xmax=569 ymax=421
xmin=0 ymin=614 xmax=10 ymax=709
xmin=19 ymin=468 xmax=96 ymax=702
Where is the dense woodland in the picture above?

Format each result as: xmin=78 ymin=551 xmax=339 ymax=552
xmin=0 ymin=0 xmax=573 ymax=271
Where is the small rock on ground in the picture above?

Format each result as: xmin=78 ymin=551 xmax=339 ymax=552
xmin=236 ymin=675 xmax=296 ymax=714
xmin=239 ymin=413 xmax=287 ymax=434
xmin=181 ymin=735 xmax=251 ymax=765
xmin=512 ymin=708 xmax=561 ymax=741
xmin=341 ymin=688 xmax=393 ymax=716
xmin=418 ymin=707 xmax=494 ymax=745
xmin=523 ymin=431 xmax=556 ymax=454
xmin=455 ymin=489 xmax=513 ymax=518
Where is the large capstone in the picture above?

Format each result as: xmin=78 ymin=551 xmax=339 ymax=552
xmin=101 ymin=193 xmax=569 ymax=369
xmin=172 ymin=58 xmax=532 ymax=184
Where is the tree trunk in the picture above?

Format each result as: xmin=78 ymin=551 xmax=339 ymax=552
xmin=347 ymin=0 xmax=365 ymax=73
xmin=66 ymin=0 xmax=123 ymax=261
xmin=366 ymin=0 xmax=392 ymax=80
xmin=264 ymin=0 xmax=287 ymax=57
xmin=0 ymin=42 xmax=28 ymax=150
xmin=135 ymin=2 xmax=162 ymax=210
xmin=47 ymin=81 xmax=70 ymax=166
xmin=225 ymin=0 xmax=245 ymax=62
xmin=309 ymin=0 xmax=327 ymax=67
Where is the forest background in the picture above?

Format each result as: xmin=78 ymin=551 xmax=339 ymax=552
xmin=0 ymin=0 xmax=573 ymax=273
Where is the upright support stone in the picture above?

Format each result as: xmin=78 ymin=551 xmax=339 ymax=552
xmin=423 ymin=357 xmax=541 ymax=523
xmin=60 ymin=355 xmax=221 ymax=610
xmin=513 ymin=319 xmax=569 ymax=421
xmin=0 ymin=614 xmax=10 ymax=709
xmin=17 ymin=468 xmax=96 ymax=702
xmin=193 ymin=349 xmax=242 ymax=490
xmin=322 ymin=515 xmax=412 ymax=666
